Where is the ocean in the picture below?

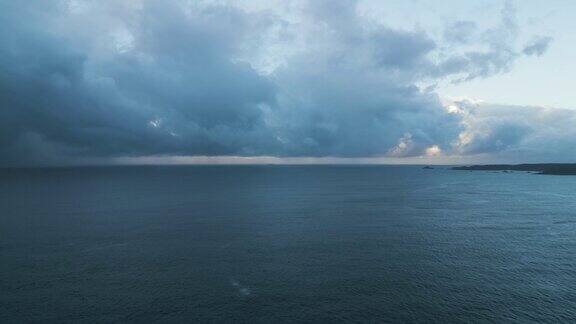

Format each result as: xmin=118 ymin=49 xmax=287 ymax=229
xmin=1 ymin=165 xmax=576 ymax=322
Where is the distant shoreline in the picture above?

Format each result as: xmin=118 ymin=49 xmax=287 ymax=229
xmin=452 ymin=164 xmax=576 ymax=175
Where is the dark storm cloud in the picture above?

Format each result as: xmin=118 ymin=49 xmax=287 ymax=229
xmin=0 ymin=0 xmax=556 ymax=166
xmin=0 ymin=1 xmax=278 ymax=165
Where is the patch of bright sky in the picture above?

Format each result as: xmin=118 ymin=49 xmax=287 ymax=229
xmin=362 ymin=0 xmax=576 ymax=109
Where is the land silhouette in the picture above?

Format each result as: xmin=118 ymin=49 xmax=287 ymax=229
xmin=452 ymin=164 xmax=576 ymax=175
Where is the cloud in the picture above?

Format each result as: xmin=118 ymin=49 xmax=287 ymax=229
xmin=448 ymin=99 xmax=576 ymax=162
xmin=523 ymin=36 xmax=553 ymax=57
xmin=444 ymin=21 xmax=478 ymax=44
xmin=432 ymin=1 xmax=538 ymax=83
xmin=0 ymin=0 xmax=557 ymax=166
xmin=0 ymin=0 xmax=278 ymax=165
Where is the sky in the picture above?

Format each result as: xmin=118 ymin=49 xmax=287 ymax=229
xmin=1 ymin=0 xmax=575 ymax=166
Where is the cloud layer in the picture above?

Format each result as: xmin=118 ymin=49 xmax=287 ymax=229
xmin=0 ymin=0 xmax=561 ymax=166
xmin=450 ymin=99 xmax=576 ymax=162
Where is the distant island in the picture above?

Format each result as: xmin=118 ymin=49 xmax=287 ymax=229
xmin=452 ymin=164 xmax=576 ymax=175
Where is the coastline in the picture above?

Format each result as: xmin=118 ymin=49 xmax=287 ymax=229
xmin=452 ymin=163 xmax=576 ymax=175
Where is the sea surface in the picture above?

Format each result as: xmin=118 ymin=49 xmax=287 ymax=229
xmin=1 ymin=165 xmax=576 ymax=323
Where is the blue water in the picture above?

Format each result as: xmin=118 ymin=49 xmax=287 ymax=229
xmin=1 ymin=165 xmax=576 ymax=322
